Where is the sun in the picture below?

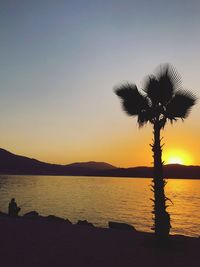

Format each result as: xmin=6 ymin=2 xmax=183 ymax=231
xmin=163 ymin=149 xmax=193 ymax=165
xmin=167 ymin=156 xmax=183 ymax=165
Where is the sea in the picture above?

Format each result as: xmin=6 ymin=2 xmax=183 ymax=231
xmin=0 ymin=175 xmax=199 ymax=237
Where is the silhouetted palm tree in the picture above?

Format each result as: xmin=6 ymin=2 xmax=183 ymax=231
xmin=114 ymin=64 xmax=197 ymax=241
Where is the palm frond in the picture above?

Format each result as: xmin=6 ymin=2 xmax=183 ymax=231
xmin=165 ymin=89 xmax=197 ymax=119
xmin=114 ymin=83 xmax=149 ymax=117
xmin=137 ymin=110 xmax=150 ymax=127
xmin=155 ymin=64 xmax=182 ymax=104
xmin=143 ymin=75 xmax=159 ymax=105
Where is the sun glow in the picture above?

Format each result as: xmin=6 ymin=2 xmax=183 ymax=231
xmin=167 ymin=156 xmax=183 ymax=165
xmin=164 ymin=149 xmax=193 ymax=165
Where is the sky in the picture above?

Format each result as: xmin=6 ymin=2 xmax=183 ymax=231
xmin=0 ymin=0 xmax=200 ymax=167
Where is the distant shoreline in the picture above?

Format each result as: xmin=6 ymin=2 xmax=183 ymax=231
xmin=1 ymin=173 xmax=200 ymax=180
xmin=0 ymin=148 xmax=199 ymax=179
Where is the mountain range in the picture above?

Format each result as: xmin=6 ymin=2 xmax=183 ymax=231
xmin=0 ymin=148 xmax=199 ymax=179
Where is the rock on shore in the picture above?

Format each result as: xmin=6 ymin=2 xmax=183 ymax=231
xmin=0 ymin=215 xmax=199 ymax=267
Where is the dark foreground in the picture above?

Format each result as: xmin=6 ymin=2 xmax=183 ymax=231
xmin=0 ymin=217 xmax=199 ymax=267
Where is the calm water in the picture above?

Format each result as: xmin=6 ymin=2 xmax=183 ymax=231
xmin=0 ymin=175 xmax=199 ymax=237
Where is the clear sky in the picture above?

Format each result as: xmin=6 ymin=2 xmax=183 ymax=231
xmin=0 ymin=0 xmax=200 ymax=167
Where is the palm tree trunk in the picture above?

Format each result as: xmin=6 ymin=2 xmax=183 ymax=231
xmin=152 ymin=120 xmax=169 ymax=242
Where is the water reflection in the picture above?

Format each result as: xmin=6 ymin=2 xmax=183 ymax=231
xmin=0 ymin=175 xmax=199 ymax=237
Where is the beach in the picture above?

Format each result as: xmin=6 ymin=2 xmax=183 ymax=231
xmin=0 ymin=216 xmax=199 ymax=267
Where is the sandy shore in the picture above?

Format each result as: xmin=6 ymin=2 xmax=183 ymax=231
xmin=0 ymin=216 xmax=199 ymax=267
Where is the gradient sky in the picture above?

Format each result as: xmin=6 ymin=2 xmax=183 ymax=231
xmin=0 ymin=0 xmax=200 ymax=167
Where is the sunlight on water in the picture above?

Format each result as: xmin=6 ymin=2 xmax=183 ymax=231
xmin=0 ymin=175 xmax=199 ymax=237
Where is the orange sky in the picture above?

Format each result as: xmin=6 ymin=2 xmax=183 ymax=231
xmin=1 ymin=104 xmax=199 ymax=168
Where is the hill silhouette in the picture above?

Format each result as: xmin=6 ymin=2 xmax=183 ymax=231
xmin=0 ymin=149 xmax=115 ymax=175
xmin=0 ymin=148 xmax=199 ymax=179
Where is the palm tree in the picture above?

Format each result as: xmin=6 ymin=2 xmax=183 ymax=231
xmin=114 ymin=64 xmax=197 ymax=242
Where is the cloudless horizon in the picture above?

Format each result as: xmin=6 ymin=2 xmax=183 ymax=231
xmin=0 ymin=0 xmax=200 ymax=167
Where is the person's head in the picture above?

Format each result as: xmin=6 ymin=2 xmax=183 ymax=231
xmin=11 ymin=198 xmax=15 ymax=202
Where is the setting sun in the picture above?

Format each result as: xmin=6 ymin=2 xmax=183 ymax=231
xmin=167 ymin=156 xmax=184 ymax=164
xmin=164 ymin=149 xmax=193 ymax=165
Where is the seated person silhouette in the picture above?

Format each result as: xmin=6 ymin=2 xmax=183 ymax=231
xmin=8 ymin=198 xmax=21 ymax=216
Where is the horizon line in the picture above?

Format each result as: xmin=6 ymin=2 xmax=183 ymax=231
xmin=0 ymin=147 xmax=199 ymax=168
